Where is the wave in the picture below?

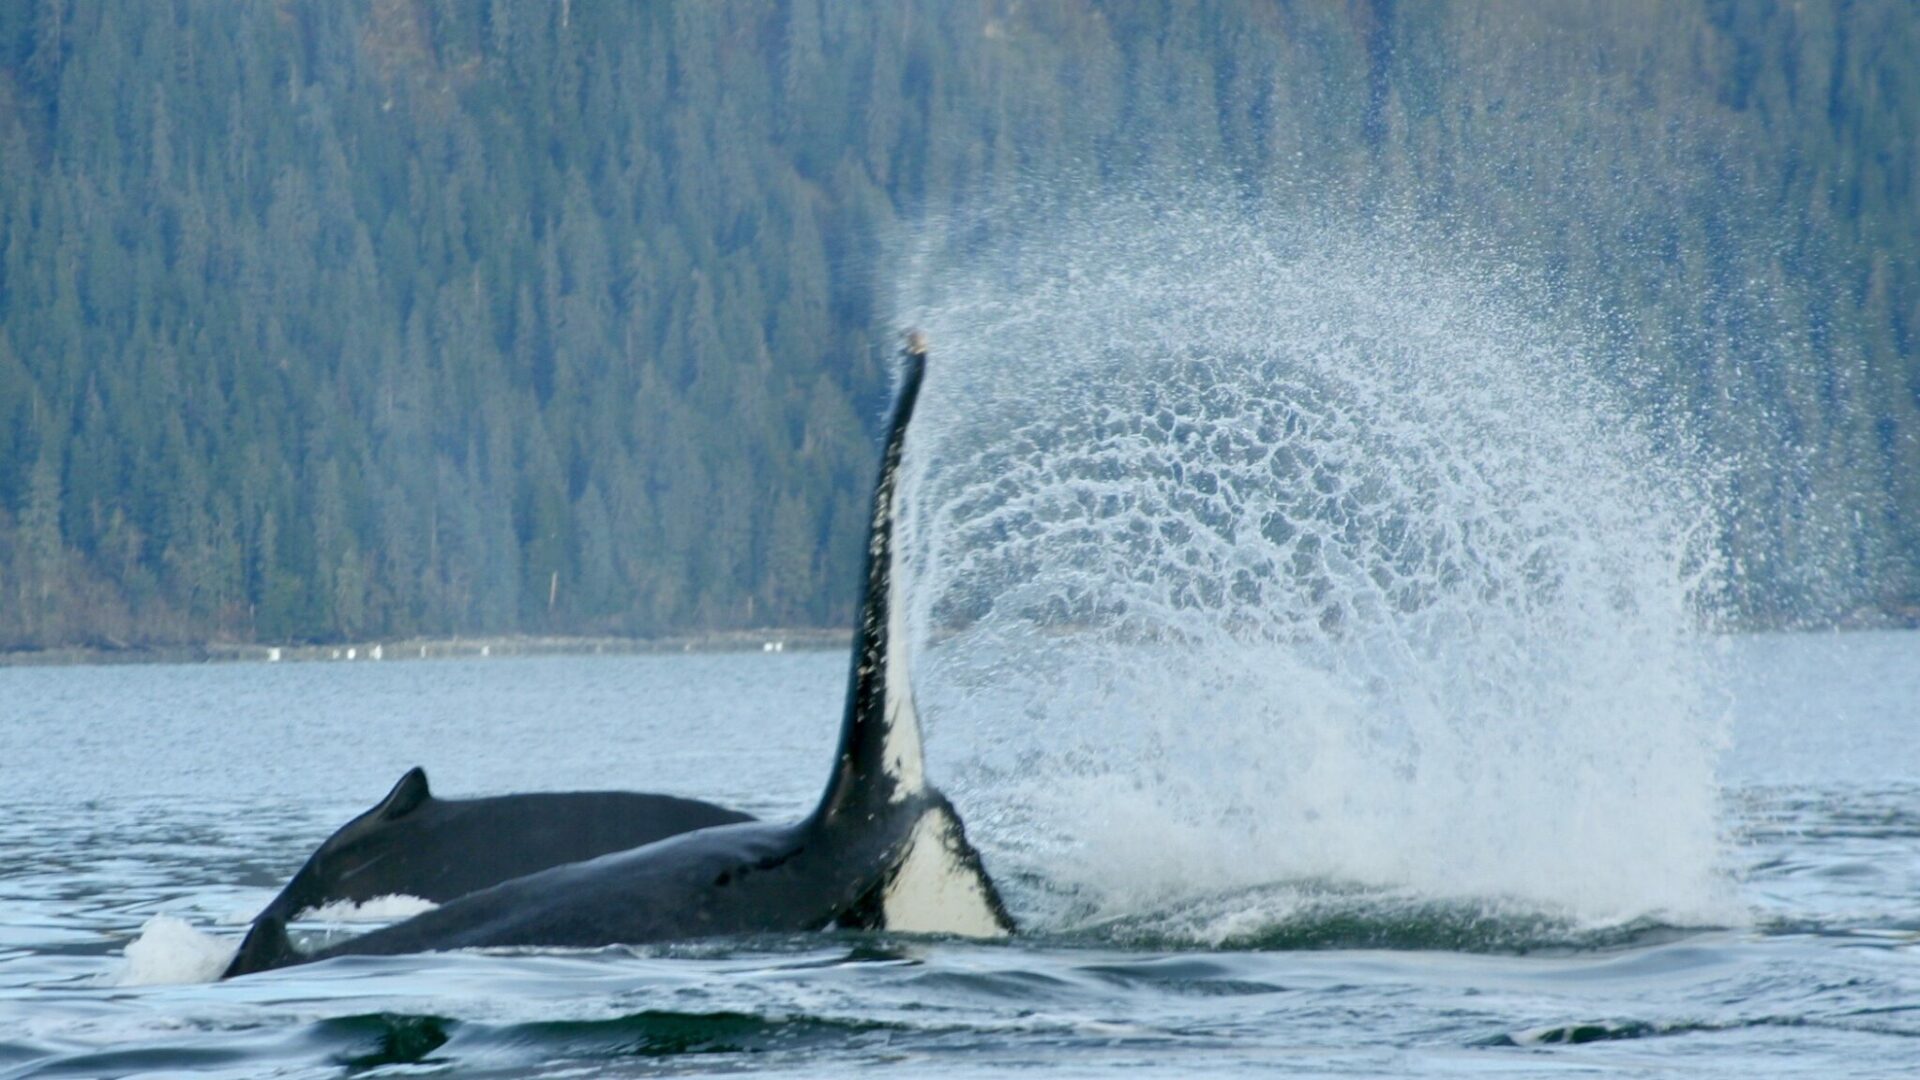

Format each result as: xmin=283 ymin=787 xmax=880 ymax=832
xmin=1049 ymin=881 xmax=1712 ymax=954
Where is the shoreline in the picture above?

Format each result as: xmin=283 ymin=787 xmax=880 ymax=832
xmin=3 ymin=612 xmax=1915 ymax=669
xmin=0 ymin=628 xmax=854 ymax=668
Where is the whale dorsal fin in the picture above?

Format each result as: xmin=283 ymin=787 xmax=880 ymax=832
xmin=374 ymin=766 xmax=432 ymax=821
xmin=222 ymin=914 xmax=297 ymax=979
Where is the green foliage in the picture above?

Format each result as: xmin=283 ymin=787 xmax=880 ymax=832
xmin=0 ymin=1 xmax=1913 ymax=648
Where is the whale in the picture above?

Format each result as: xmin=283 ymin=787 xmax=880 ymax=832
xmin=234 ymin=766 xmax=754 ymax=928
xmin=223 ymin=337 xmax=1013 ymax=977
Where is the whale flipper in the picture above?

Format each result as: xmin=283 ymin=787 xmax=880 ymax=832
xmin=809 ymin=338 xmax=1014 ymax=938
xmin=841 ymin=791 xmax=1014 ymax=936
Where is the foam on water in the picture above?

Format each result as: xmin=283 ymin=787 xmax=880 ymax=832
xmin=298 ymin=894 xmax=440 ymax=923
xmin=888 ymin=198 xmax=1733 ymax=942
xmin=109 ymin=897 xmax=440 ymax=986
xmin=113 ymin=915 xmax=239 ymax=985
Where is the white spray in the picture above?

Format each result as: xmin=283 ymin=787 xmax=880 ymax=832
xmin=890 ymin=198 xmax=1731 ymax=944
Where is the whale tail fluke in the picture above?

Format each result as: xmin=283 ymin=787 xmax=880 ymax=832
xmin=222 ymin=914 xmax=297 ymax=979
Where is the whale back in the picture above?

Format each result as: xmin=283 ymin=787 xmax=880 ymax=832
xmin=839 ymin=791 xmax=1014 ymax=936
xmin=252 ymin=768 xmax=756 ymax=924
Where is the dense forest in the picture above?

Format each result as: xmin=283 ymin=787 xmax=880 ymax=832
xmin=0 ymin=1 xmax=1914 ymax=650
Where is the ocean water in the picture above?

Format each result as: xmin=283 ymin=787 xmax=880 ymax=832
xmin=8 ymin=202 xmax=1917 ymax=1077
xmin=1 ymin=634 xmax=1917 ymax=1078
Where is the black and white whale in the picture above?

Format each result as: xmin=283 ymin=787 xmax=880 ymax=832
xmin=224 ymin=337 xmax=1012 ymax=977
xmin=236 ymin=766 xmax=754 ymax=926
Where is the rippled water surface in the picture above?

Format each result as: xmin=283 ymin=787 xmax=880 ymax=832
xmin=2 ymin=633 xmax=1917 ymax=1077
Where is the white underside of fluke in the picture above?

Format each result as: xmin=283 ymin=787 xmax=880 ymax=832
xmin=879 ymin=806 xmax=1009 ymax=938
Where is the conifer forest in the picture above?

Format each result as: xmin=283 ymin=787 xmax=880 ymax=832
xmin=0 ymin=1 xmax=1914 ymax=650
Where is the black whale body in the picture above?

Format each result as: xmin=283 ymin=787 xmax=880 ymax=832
xmin=224 ymin=340 xmax=1013 ymax=977
xmin=241 ymin=766 xmax=754 ymax=924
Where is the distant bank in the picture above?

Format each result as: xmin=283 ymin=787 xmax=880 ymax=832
xmin=0 ymin=629 xmax=853 ymax=668
xmin=6 ymin=610 xmax=1917 ymax=670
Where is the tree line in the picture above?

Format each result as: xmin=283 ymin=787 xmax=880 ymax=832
xmin=0 ymin=1 xmax=1913 ymax=650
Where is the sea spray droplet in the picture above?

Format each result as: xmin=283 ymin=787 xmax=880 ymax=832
xmin=892 ymin=200 xmax=1731 ymax=941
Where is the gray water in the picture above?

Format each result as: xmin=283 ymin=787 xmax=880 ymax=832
xmin=8 ymin=201 xmax=1918 ymax=1078
xmin=2 ymin=632 xmax=1918 ymax=1078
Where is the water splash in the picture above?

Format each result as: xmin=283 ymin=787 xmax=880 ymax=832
xmin=889 ymin=199 xmax=1732 ymax=944
xmin=114 ymin=915 xmax=239 ymax=985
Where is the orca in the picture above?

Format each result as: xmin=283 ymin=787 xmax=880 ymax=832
xmin=234 ymin=766 xmax=754 ymax=926
xmin=224 ymin=336 xmax=1013 ymax=978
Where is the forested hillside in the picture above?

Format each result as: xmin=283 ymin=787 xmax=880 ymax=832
xmin=0 ymin=1 xmax=1913 ymax=650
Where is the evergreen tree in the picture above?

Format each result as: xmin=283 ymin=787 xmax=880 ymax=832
xmin=0 ymin=0 xmax=1912 ymax=650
